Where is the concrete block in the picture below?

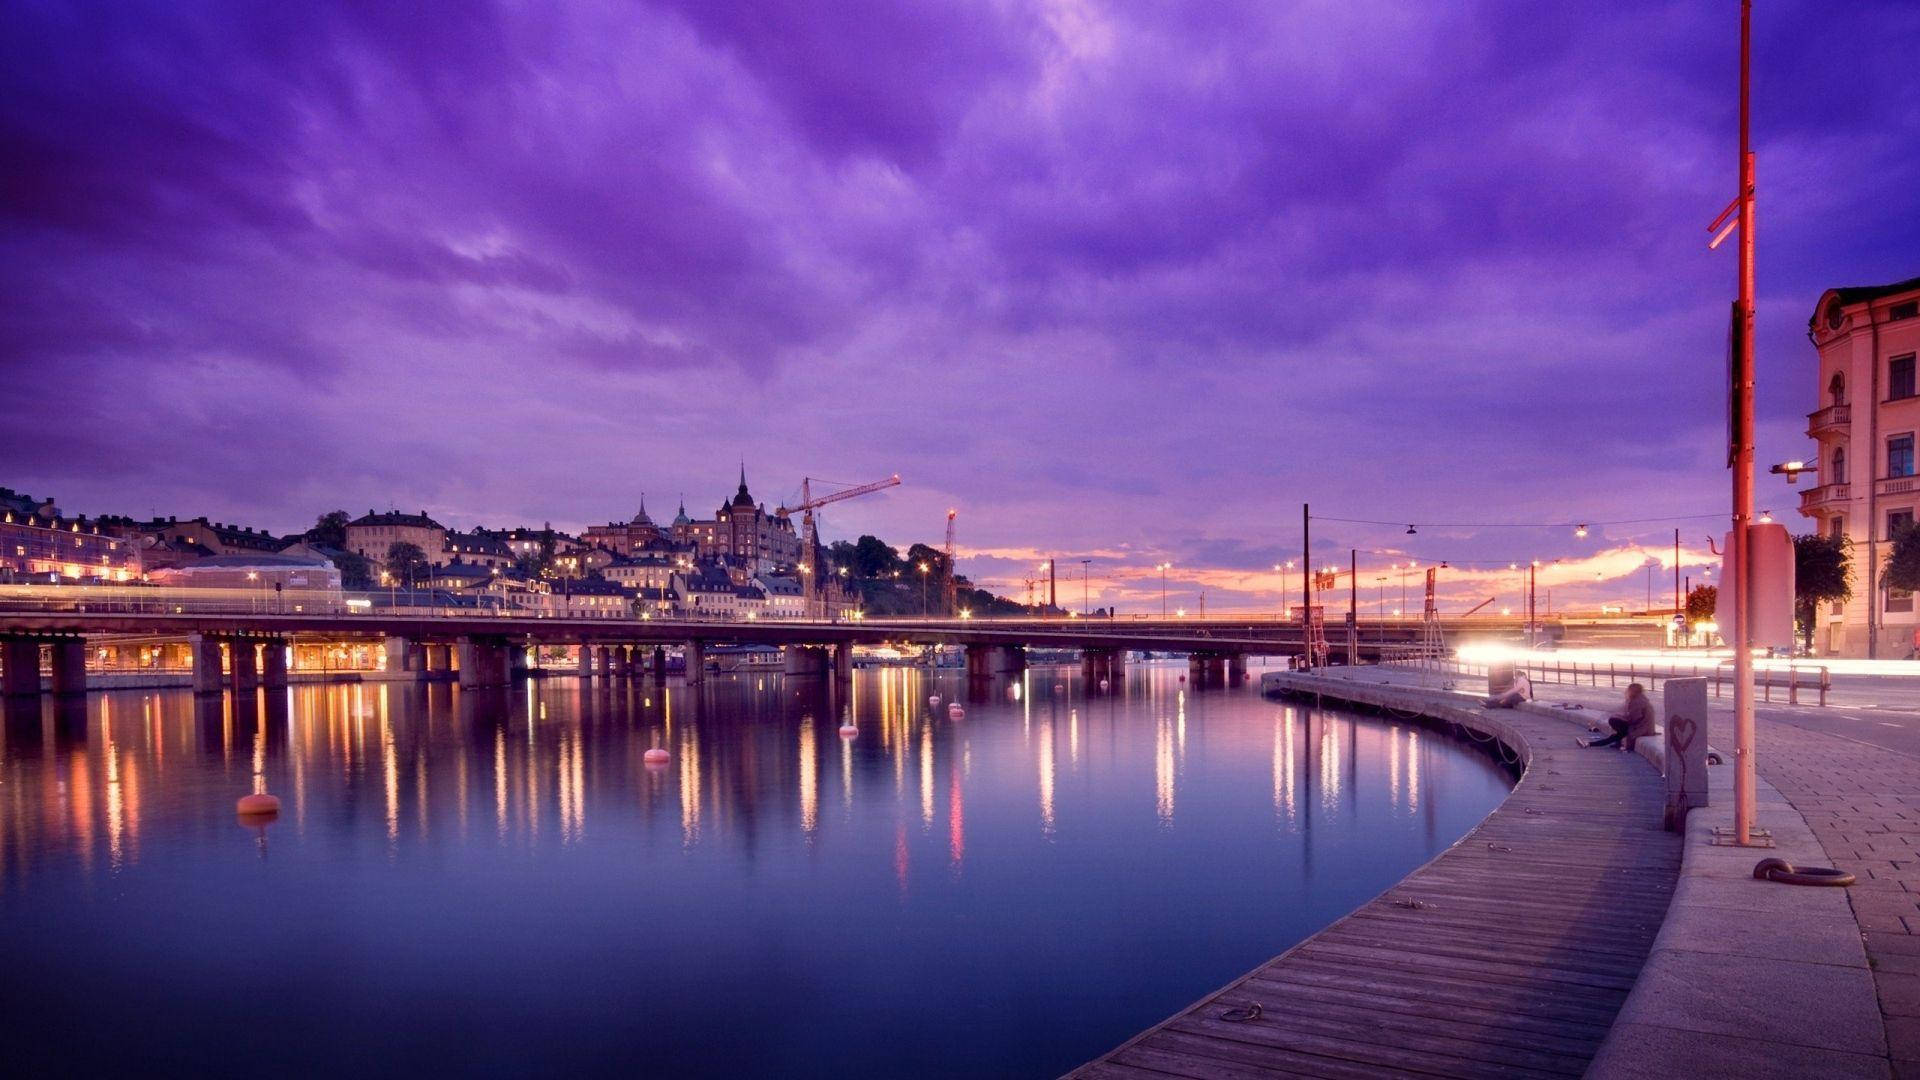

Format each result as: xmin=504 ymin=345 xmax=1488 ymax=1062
xmin=1614 ymin=948 xmax=1885 ymax=1056
xmin=1588 ymin=1021 xmax=1891 ymax=1080
xmin=1663 ymin=678 xmax=1709 ymax=832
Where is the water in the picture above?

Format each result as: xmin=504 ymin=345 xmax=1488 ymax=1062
xmin=0 ymin=664 xmax=1511 ymax=1077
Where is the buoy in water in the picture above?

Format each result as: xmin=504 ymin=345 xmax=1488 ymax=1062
xmin=929 ymin=694 xmax=941 ymax=707
xmin=947 ymin=703 xmax=965 ymax=719
xmin=839 ymin=724 xmax=859 ymax=738
xmin=1099 ymin=678 xmax=1110 ymax=691
xmin=236 ymin=792 xmax=280 ymax=816
xmin=644 ymin=747 xmax=670 ymax=764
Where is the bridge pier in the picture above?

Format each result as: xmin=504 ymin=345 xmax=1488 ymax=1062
xmin=425 ymin=643 xmax=453 ymax=680
xmin=385 ymin=636 xmax=426 ymax=680
xmin=785 ymin=645 xmax=830 ymax=677
xmin=1188 ymin=652 xmax=1226 ymax=687
xmin=575 ymin=644 xmax=594 ymax=678
xmin=509 ymin=644 xmax=530 ymax=679
xmin=608 ymin=645 xmax=630 ymax=678
xmin=834 ymin=642 xmax=854 ymax=682
xmin=653 ymin=646 xmax=667 ymax=682
xmin=261 ymin=639 xmax=290 ymax=690
xmin=685 ymin=641 xmax=705 ymax=686
xmin=1227 ymin=653 xmax=1248 ymax=686
xmin=3 ymin=638 xmax=40 ymax=697
xmin=457 ymin=637 xmax=511 ymax=689
xmin=229 ymin=640 xmax=259 ymax=692
xmin=48 ymin=640 xmax=86 ymax=696
xmin=967 ymin=644 xmax=1025 ymax=678
xmin=1081 ymin=648 xmax=1124 ymax=686
xmin=188 ymin=634 xmax=223 ymax=695
xmin=596 ymin=646 xmax=613 ymax=679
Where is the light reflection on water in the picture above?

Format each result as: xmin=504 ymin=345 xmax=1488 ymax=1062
xmin=0 ymin=664 xmax=1509 ymax=1078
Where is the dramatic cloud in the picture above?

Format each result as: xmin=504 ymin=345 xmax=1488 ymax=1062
xmin=4 ymin=0 xmax=1916 ymax=609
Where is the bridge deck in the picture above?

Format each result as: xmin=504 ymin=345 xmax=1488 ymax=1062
xmin=1072 ymin=668 xmax=1680 ymax=1080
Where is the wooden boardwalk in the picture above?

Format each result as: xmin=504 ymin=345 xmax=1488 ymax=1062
xmin=1072 ymin=670 xmax=1681 ymax=1080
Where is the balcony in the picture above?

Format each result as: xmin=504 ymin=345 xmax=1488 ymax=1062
xmin=1800 ymin=483 xmax=1851 ymax=512
xmin=1878 ymin=476 xmax=1918 ymax=498
xmin=1807 ymin=403 xmax=1851 ymax=438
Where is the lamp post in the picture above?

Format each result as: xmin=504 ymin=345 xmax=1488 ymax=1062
xmin=1156 ymin=562 xmax=1171 ymax=616
xmin=1081 ymin=559 xmax=1091 ymax=616
xmin=918 ymin=562 xmax=929 ymax=617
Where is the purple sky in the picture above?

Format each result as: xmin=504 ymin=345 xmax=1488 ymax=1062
xmin=6 ymin=1 xmax=1918 ymax=612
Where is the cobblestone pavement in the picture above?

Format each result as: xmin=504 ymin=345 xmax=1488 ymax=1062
xmin=1756 ymin=719 xmax=1920 ymax=1073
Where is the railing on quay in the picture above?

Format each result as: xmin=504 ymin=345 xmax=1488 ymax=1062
xmin=1385 ymin=654 xmax=1831 ymax=706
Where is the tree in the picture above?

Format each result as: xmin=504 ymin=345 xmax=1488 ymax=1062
xmin=1685 ymin=585 xmax=1717 ymax=626
xmin=852 ymin=535 xmax=901 ymax=579
xmin=333 ymin=550 xmax=374 ymax=589
xmin=311 ymin=509 xmax=351 ymax=548
xmin=1792 ymin=532 xmax=1851 ymax=651
xmin=515 ymin=524 xmax=558 ymax=578
xmin=1885 ymin=522 xmax=1920 ymax=595
xmin=385 ymin=541 xmax=429 ymax=589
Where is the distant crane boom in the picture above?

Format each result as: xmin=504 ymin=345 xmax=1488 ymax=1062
xmin=776 ymin=474 xmax=901 ymax=617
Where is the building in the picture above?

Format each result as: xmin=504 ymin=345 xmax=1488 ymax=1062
xmin=443 ymin=530 xmax=515 ymax=569
xmin=582 ymin=499 xmax=671 ymax=557
xmin=345 ymin=511 xmax=448 ymax=567
xmin=0 ymin=507 xmax=143 ymax=582
xmin=1799 ymin=273 xmax=1920 ymax=657
xmin=756 ymin=572 xmax=806 ymax=618
xmin=670 ymin=470 xmax=802 ymax=573
xmin=102 ymin=515 xmax=284 ymax=557
xmin=602 ymin=551 xmax=688 ymax=592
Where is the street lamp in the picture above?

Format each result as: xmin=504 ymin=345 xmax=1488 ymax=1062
xmin=1081 ymin=558 xmax=1092 ymax=616
xmin=918 ymin=562 xmax=929 ymax=616
xmin=1156 ymin=561 xmax=1172 ymax=616
xmin=1769 ymin=460 xmax=1811 ymax=485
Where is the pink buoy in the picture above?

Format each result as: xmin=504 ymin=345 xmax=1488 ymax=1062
xmin=236 ymin=793 xmax=280 ymax=816
xmin=839 ymin=724 xmax=859 ymax=738
xmin=928 ymin=695 xmax=941 ymax=707
xmin=1099 ymin=679 xmax=1110 ymax=691
xmin=644 ymin=747 xmax=670 ymax=764
xmin=947 ymin=703 xmax=965 ymax=719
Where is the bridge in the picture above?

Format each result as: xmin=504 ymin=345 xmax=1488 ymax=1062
xmin=0 ymin=601 xmax=1565 ymax=697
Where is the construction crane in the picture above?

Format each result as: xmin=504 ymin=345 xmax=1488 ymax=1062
xmin=942 ymin=509 xmax=958 ymax=616
xmin=776 ymin=474 xmax=901 ymax=617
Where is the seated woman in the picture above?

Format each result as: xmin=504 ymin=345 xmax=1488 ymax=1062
xmin=1585 ymin=683 xmax=1655 ymax=749
xmin=1482 ymin=669 xmax=1532 ymax=709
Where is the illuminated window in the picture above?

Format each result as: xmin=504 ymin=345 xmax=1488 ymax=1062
xmin=1893 ymin=354 xmax=1917 ymax=401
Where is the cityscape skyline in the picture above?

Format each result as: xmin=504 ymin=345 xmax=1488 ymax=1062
xmin=8 ymin=1 xmax=1919 ymax=610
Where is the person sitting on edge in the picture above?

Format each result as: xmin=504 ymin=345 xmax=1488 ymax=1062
xmin=1483 ymin=669 xmax=1531 ymax=709
xmin=1585 ymin=683 xmax=1655 ymax=749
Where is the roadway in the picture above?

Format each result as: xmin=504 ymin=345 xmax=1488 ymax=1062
xmin=0 ymin=610 xmax=1545 ymax=658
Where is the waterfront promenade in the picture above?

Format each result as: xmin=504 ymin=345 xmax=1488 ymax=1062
xmin=1078 ymin=663 xmax=1918 ymax=1078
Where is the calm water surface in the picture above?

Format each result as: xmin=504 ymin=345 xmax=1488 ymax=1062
xmin=0 ymin=664 xmax=1510 ymax=1077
